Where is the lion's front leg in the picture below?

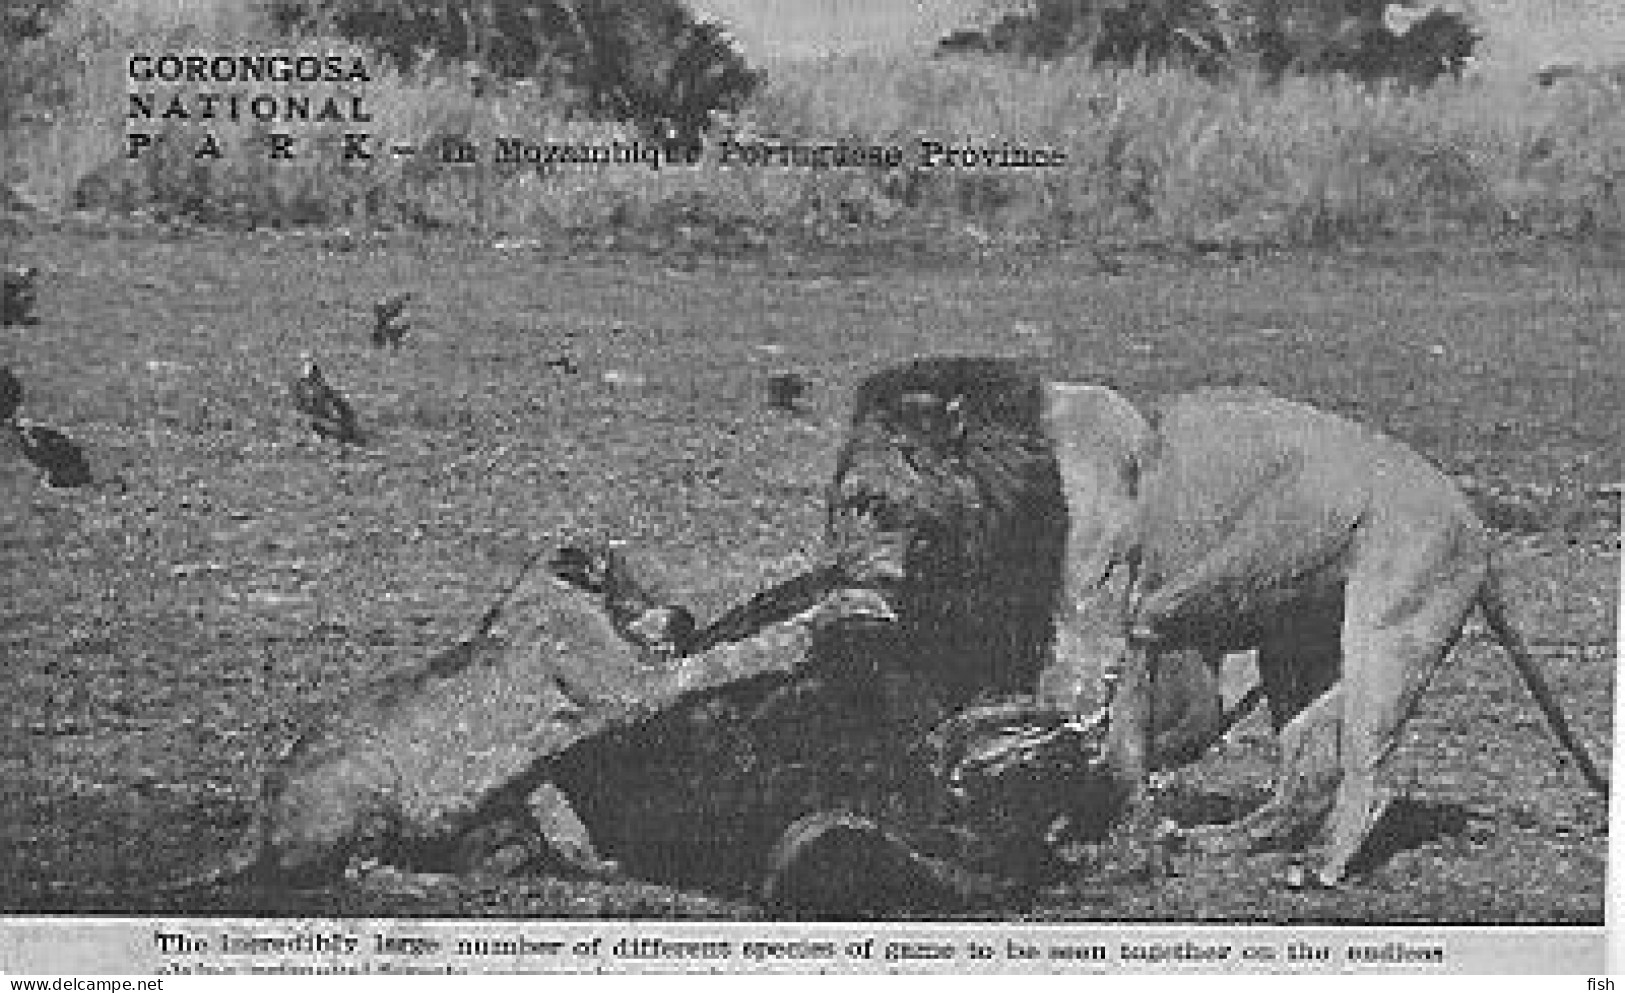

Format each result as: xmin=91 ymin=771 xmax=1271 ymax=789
xmin=1103 ymin=639 xmax=1153 ymax=807
xmin=1040 ymin=620 xmax=1123 ymax=716
xmin=1091 ymin=637 xmax=1173 ymax=878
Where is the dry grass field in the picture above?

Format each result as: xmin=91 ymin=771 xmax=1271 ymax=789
xmin=0 ymin=225 xmax=1615 ymax=921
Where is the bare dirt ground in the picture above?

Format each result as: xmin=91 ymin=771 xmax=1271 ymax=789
xmin=0 ymin=227 xmax=1616 ymax=921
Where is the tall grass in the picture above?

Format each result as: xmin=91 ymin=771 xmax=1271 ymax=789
xmin=752 ymin=54 xmax=1625 ymax=244
xmin=4 ymin=1 xmax=1622 ymax=245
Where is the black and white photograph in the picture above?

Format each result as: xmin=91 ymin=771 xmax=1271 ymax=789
xmin=0 ymin=0 xmax=1618 ymax=976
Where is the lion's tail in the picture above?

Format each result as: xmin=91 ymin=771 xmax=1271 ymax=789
xmin=1479 ymin=569 xmax=1610 ymax=798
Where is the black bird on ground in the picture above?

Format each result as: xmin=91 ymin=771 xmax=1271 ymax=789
xmin=371 ymin=292 xmax=413 ymax=349
xmin=13 ymin=419 xmax=94 ymax=488
xmin=291 ymin=352 xmax=364 ymax=444
xmin=2 ymin=265 xmax=39 ymax=326
xmin=765 ymin=371 xmax=809 ymax=413
xmin=0 ymin=365 xmax=21 ymax=421
xmin=1 ymin=365 xmax=100 ymax=489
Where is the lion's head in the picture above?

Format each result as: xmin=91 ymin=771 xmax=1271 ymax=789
xmin=825 ymin=357 xmax=1070 ymax=703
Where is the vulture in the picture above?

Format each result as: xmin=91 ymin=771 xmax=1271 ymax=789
xmin=291 ymin=353 xmax=363 ymax=444
xmin=765 ymin=371 xmax=809 ymax=413
xmin=0 ymin=366 xmax=122 ymax=490
xmin=2 ymin=265 xmax=38 ymax=326
xmin=0 ymin=365 xmax=20 ymax=422
xmin=371 ymin=292 xmax=413 ymax=349
xmin=13 ymin=419 xmax=94 ymax=488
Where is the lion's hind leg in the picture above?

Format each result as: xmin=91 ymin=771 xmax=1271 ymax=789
xmin=1313 ymin=517 xmax=1484 ymax=888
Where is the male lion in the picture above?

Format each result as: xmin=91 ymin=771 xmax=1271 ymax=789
xmin=828 ymin=358 xmax=1260 ymax=775
xmin=829 ymin=356 xmax=1609 ymax=889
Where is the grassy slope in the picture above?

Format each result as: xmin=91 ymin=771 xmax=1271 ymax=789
xmin=0 ymin=228 xmax=1616 ymax=920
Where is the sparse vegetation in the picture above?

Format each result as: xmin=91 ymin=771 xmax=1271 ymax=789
xmin=1 ymin=0 xmax=1620 ymax=246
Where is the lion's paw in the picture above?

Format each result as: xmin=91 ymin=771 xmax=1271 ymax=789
xmin=1282 ymin=861 xmax=1345 ymax=891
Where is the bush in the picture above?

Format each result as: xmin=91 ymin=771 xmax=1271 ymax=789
xmin=0 ymin=0 xmax=71 ymax=129
xmin=934 ymin=0 xmax=1481 ymax=90
xmin=265 ymin=0 xmax=758 ymax=150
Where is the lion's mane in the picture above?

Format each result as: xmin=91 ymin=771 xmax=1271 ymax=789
xmin=826 ymin=357 xmax=1069 ymax=706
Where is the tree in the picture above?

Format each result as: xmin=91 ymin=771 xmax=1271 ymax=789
xmin=268 ymin=0 xmax=757 ymax=147
xmin=939 ymin=0 xmax=1478 ymax=89
xmin=1 ymin=0 xmax=70 ymax=130
xmin=1 ymin=0 xmax=63 ymax=44
xmin=938 ymin=0 xmax=1232 ymax=76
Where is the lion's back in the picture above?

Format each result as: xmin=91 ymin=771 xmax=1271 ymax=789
xmin=1151 ymin=388 xmax=1482 ymax=546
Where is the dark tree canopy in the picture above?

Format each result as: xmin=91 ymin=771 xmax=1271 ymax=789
xmin=0 ymin=0 xmax=64 ymax=44
xmin=937 ymin=0 xmax=1231 ymax=74
xmin=268 ymin=0 xmax=758 ymax=148
xmin=938 ymin=0 xmax=1479 ymax=89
